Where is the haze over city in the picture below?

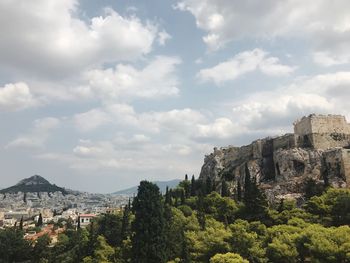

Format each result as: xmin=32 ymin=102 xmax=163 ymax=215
xmin=1 ymin=0 xmax=350 ymax=193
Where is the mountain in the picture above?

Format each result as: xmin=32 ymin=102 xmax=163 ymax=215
xmin=0 ymin=175 xmax=67 ymax=194
xmin=113 ymin=179 xmax=182 ymax=196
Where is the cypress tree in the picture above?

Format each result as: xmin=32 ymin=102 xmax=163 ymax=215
xmin=180 ymin=189 xmax=185 ymax=205
xmin=206 ymin=177 xmax=212 ymax=195
xmin=190 ymin=175 xmax=196 ymax=197
xmin=19 ymin=216 xmax=23 ymax=231
xmin=221 ymin=180 xmax=229 ymax=197
xmin=165 ymin=186 xmax=171 ymax=205
xmin=120 ymin=204 xmax=130 ymax=245
xmin=77 ymin=216 xmax=81 ymax=229
xmin=237 ymin=181 xmax=242 ymax=202
xmin=131 ymin=181 xmax=167 ymax=263
xmin=36 ymin=213 xmax=43 ymax=227
xmin=183 ymin=174 xmax=191 ymax=199
xmin=243 ymin=164 xmax=268 ymax=220
xmin=243 ymin=163 xmax=252 ymax=204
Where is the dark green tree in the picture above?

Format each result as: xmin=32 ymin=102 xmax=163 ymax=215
xmin=165 ymin=186 xmax=171 ymax=205
xmin=197 ymin=192 xmax=206 ymax=230
xmin=206 ymin=177 xmax=213 ymax=195
xmin=97 ymin=213 xmax=122 ymax=247
xmin=243 ymin=164 xmax=268 ymax=220
xmin=221 ymin=180 xmax=229 ymax=197
xmin=0 ymin=228 xmax=32 ymax=262
xmin=121 ymin=203 xmax=131 ymax=244
xmin=180 ymin=189 xmax=185 ymax=205
xmin=36 ymin=213 xmax=43 ymax=227
xmin=181 ymin=230 xmax=190 ymax=263
xmin=77 ymin=215 xmax=81 ymax=229
xmin=131 ymin=181 xmax=167 ymax=263
xmin=237 ymin=181 xmax=242 ymax=202
xmin=19 ymin=216 xmax=23 ymax=231
xmin=190 ymin=175 xmax=196 ymax=197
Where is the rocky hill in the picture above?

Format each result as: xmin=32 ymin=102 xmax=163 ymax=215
xmin=0 ymin=175 xmax=67 ymax=194
xmin=199 ymin=114 xmax=350 ymax=203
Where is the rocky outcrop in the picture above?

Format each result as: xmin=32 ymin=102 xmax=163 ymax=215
xmin=199 ymin=114 xmax=350 ymax=203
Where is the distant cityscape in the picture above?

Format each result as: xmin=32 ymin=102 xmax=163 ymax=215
xmin=0 ymin=175 xmax=129 ymax=243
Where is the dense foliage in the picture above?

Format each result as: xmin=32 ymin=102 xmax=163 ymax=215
xmin=1 ymin=176 xmax=350 ymax=263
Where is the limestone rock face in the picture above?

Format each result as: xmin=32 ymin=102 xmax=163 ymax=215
xmin=199 ymin=114 xmax=350 ymax=203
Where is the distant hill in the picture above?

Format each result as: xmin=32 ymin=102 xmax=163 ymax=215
xmin=112 ymin=179 xmax=182 ymax=196
xmin=0 ymin=175 xmax=67 ymax=194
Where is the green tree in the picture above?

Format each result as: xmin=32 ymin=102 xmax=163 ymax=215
xmin=206 ymin=177 xmax=213 ymax=195
xmin=97 ymin=213 xmax=122 ymax=247
xmin=187 ymin=218 xmax=231 ymax=262
xmin=210 ymin=252 xmax=249 ymax=263
xmin=190 ymin=175 xmax=196 ymax=197
xmin=37 ymin=213 xmax=43 ymax=227
xmin=83 ymin=235 xmax=114 ymax=263
xmin=237 ymin=181 xmax=242 ymax=202
xmin=33 ymin=234 xmax=51 ymax=262
xmin=0 ymin=228 xmax=32 ymax=262
xmin=243 ymin=164 xmax=268 ymax=220
xmin=221 ymin=180 xmax=229 ymax=197
xmin=131 ymin=181 xmax=167 ymax=263
xmin=197 ymin=192 xmax=206 ymax=230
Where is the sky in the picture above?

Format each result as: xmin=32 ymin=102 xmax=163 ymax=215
xmin=1 ymin=0 xmax=350 ymax=193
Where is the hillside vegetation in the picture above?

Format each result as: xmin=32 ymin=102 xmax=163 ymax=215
xmin=1 ymin=175 xmax=350 ymax=263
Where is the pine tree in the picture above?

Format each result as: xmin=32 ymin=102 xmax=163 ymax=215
xmin=221 ymin=180 xmax=229 ymax=197
xmin=185 ymin=174 xmax=188 ymax=181
xmin=190 ymin=175 xmax=196 ymax=197
xmin=131 ymin=181 xmax=167 ymax=263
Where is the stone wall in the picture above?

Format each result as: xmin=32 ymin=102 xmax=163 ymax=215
xmin=294 ymin=114 xmax=350 ymax=149
xmin=294 ymin=114 xmax=350 ymax=136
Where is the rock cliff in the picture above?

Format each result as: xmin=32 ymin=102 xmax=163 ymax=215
xmin=199 ymin=114 xmax=350 ymax=203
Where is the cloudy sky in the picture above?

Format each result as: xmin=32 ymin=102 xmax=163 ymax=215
xmin=1 ymin=0 xmax=350 ymax=193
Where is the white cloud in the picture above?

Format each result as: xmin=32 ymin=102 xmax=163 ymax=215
xmin=85 ymin=56 xmax=181 ymax=102
xmin=157 ymin=30 xmax=172 ymax=45
xmin=176 ymin=0 xmax=350 ymax=65
xmin=230 ymin=71 xmax=350 ymax=133
xmin=197 ymin=118 xmax=242 ymax=139
xmin=73 ymin=108 xmax=111 ymax=132
xmin=0 ymin=1 xmax=158 ymax=77
xmin=198 ymin=49 xmax=295 ymax=84
xmin=6 ymin=117 xmax=60 ymax=149
xmin=0 ymin=82 xmax=38 ymax=111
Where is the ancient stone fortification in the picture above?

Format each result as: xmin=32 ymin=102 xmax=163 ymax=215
xmin=199 ymin=114 xmax=350 ymax=203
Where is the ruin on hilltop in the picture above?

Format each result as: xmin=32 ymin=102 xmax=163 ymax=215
xmin=199 ymin=114 xmax=350 ymax=203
